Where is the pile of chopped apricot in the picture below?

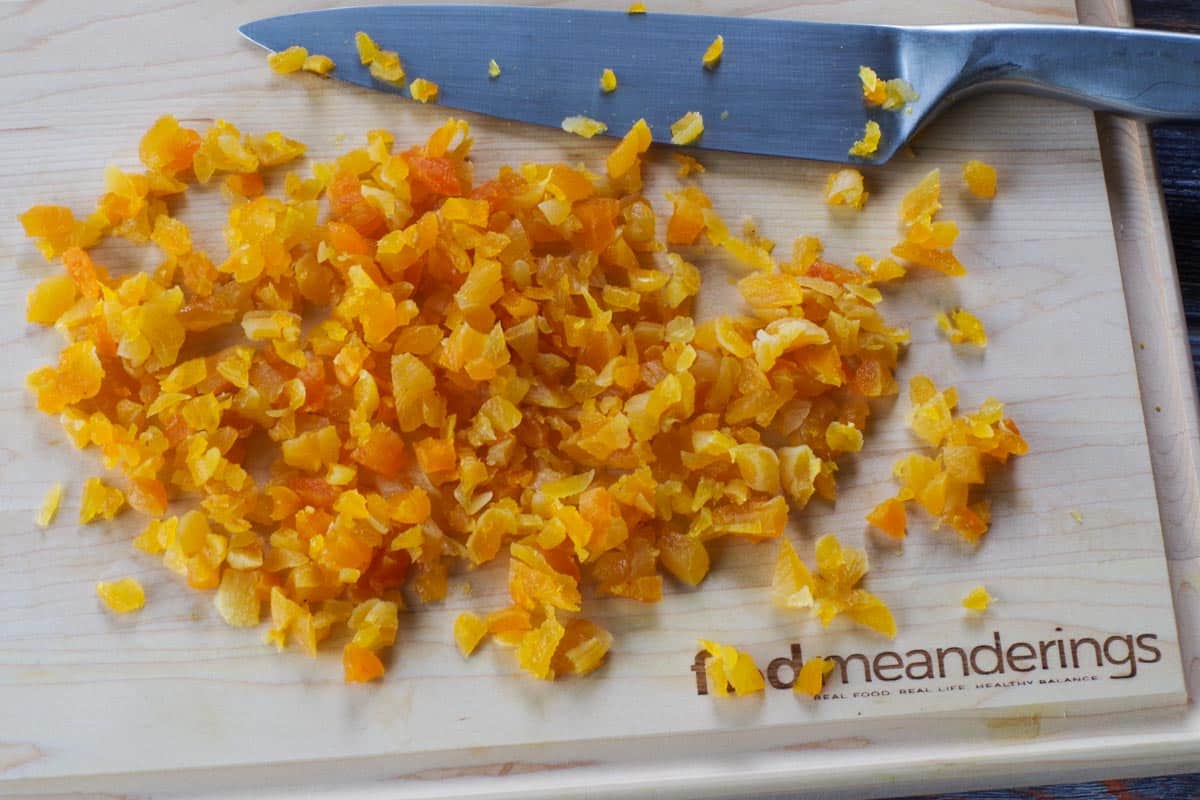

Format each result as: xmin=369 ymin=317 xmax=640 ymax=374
xmin=891 ymin=168 xmax=966 ymax=276
xmin=23 ymin=113 xmax=911 ymax=683
xmin=771 ymin=535 xmax=895 ymax=638
xmin=867 ymin=377 xmax=1028 ymax=543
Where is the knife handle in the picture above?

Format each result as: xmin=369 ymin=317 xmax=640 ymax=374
xmin=926 ymin=24 xmax=1200 ymax=122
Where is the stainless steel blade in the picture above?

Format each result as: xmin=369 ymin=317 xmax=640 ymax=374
xmin=239 ymin=5 xmax=905 ymax=164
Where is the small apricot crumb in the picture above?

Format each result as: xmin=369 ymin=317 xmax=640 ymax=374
xmin=674 ymin=153 xmax=705 ymax=177
xmin=97 ymin=577 xmax=145 ymax=614
xmin=962 ymin=585 xmax=992 ymax=612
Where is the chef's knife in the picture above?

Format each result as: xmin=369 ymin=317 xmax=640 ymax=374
xmin=239 ymin=6 xmax=1200 ymax=164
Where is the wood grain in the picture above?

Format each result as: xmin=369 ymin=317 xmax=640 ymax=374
xmin=1128 ymin=0 xmax=1200 ymax=378
xmin=0 ymin=0 xmax=1193 ymax=796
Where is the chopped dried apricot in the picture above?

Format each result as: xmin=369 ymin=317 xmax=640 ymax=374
xmin=794 ymin=655 xmax=834 ymax=697
xmin=517 ymin=614 xmax=566 ymax=680
xmin=937 ymin=309 xmax=988 ymax=347
xmin=891 ymin=169 xmax=968 ymax=276
xmin=825 ymin=421 xmax=863 ymax=453
xmin=409 ymin=78 xmax=439 ymax=103
xmin=859 ymin=66 xmax=888 ymax=106
xmin=670 ymin=112 xmax=704 ymax=146
xmin=140 ymin=115 xmax=201 ymax=177
xmin=607 ymin=118 xmax=652 ymax=178
xmin=963 ymin=159 xmax=997 ymax=199
xmin=849 ymin=120 xmax=881 ymax=158
xmin=562 ymin=116 xmax=609 ymax=139
xmin=97 ymin=577 xmax=145 ymax=613
xmin=268 ymin=46 xmax=308 ymax=74
xmin=303 ymin=54 xmax=335 ymax=76
xmin=455 ymin=611 xmax=489 ymax=657
xmin=866 ymin=496 xmax=907 ymax=539
xmin=79 ymin=478 xmax=125 ymax=523
xmin=28 ymin=340 xmax=104 ymax=414
xmin=35 ymin=483 xmax=64 ymax=528
xmin=962 ymin=585 xmax=992 ymax=611
xmin=860 ymin=66 xmax=919 ymax=111
xmin=702 ymin=35 xmax=724 ymax=69
xmin=343 ymin=643 xmax=385 ymax=682
xmin=674 ymin=153 xmax=705 ymax=177
xmin=23 ymin=116 xmax=911 ymax=684
xmin=356 ymin=31 xmax=405 ymax=84
xmin=825 ymin=168 xmax=868 ymax=209
xmin=26 ymin=274 xmax=77 ymax=325
xmin=699 ymin=639 xmax=764 ymax=696
xmin=882 ymin=377 xmax=1027 ymax=542
xmin=773 ymin=535 xmax=894 ymax=637
xmin=771 ymin=539 xmax=814 ymax=610
xmin=215 ymin=568 xmax=261 ymax=627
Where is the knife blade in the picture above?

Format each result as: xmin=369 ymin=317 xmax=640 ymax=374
xmin=240 ymin=5 xmax=902 ymax=164
xmin=239 ymin=6 xmax=1200 ymax=165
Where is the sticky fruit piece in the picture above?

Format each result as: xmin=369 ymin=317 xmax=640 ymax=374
xmin=97 ymin=578 xmax=146 ymax=613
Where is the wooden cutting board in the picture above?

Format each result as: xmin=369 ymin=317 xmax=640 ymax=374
xmin=0 ymin=0 xmax=1191 ymax=795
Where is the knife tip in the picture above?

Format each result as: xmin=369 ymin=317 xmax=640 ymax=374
xmin=236 ymin=19 xmax=270 ymax=49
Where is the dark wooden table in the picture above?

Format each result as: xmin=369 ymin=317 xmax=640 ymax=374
xmin=909 ymin=2 xmax=1200 ymax=799
xmin=1137 ymin=0 xmax=1200 ymax=372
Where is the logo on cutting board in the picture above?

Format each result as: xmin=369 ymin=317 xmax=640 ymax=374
xmin=690 ymin=627 xmax=1163 ymax=697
